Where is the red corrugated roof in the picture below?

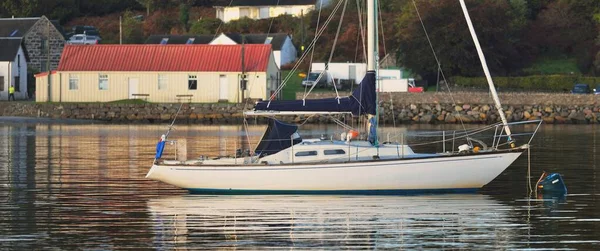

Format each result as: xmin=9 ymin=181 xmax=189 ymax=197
xmin=57 ymin=44 xmax=272 ymax=72
xmin=34 ymin=70 xmax=57 ymax=78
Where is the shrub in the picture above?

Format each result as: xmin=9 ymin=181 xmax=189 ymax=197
xmin=451 ymin=75 xmax=600 ymax=92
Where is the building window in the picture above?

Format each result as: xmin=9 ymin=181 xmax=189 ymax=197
xmin=324 ymin=149 xmax=346 ymax=155
xmin=259 ymin=7 xmax=270 ymax=18
xmin=217 ymin=8 xmax=224 ymax=20
xmin=188 ymin=75 xmax=197 ymax=90
xmin=264 ymin=37 xmax=273 ymax=44
xmin=158 ymin=74 xmax=167 ymax=90
xmin=186 ymin=38 xmax=195 ymax=44
xmin=295 ymin=151 xmax=317 ymax=157
xmin=41 ymin=38 xmax=48 ymax=54
xmin=17 ymin=54 xmax=20 ymax=67
xmin=239 ymin=8 xmax=250 ymax=18
xmin=285 ymin=7 xmax=293 ymax=15
xmin=69 ymin=74 xmax=79 ymax=90
xmin=14 ymin=76 xmax=20 ymax=92
xmin=99 ymin=74 xmax=108 ymax=90
xmin=0 ymin=76 xmax=4 ymax=91
xmin=40 ymin=60 xmax=47 ymax=72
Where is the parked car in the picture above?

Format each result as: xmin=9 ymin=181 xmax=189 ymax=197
xmin=594 ymin=85 xmax=600 ymax=95
xmin=571 ymin=83 xmax=591 ymax=94
xmin=301 ymin=72 xmax=328 ymax=88
xmin=68 ymin=34 xmax=100 ymax=45
xmin=72 ymin=25 xmax=99 ymax=36
xmin=407 ymin=78 xmax=424 ymax=93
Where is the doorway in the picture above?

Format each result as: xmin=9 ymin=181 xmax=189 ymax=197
xmin=219 ymin=75 xmax=228 ymax=101
xmin=128 ymin=78 xmax=139 ymax=99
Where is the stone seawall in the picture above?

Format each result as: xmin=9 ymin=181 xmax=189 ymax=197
xmin=0 ymin=92 xmax=598 ymax=124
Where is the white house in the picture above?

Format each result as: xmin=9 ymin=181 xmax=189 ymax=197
xmin=146 ymin=33 xmax=297 ymax=68
xmin=35 ymin=44 xmax=280 ymax=103
xmin=0 ymin=38 xmax=28 ymax=100
xmin=215 ymin=0 xmax=328 ymax=23
xmin=210 ymin=33 xmax=296 ymax=68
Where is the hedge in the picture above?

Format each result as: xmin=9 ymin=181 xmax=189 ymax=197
xmin=451 ymin=75 xmax=600 ymax=92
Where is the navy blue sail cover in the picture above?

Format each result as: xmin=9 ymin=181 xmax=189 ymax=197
xmin=254 ymin=71 xmax=376 ymax=116
xmin=255 ymin=119 xmax=302 ymax=157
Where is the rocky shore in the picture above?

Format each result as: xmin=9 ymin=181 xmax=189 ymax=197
xmin=1 ymin=92 xmax=599 ymax=124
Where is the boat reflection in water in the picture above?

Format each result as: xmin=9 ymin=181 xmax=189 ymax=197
xmin=147 ymin=194 xmax=523 ymax=249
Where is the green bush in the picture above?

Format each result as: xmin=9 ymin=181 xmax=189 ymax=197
xmin=451 ymin=75 xmax=600 ymax=92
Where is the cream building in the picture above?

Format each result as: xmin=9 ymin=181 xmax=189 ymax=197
xmin=215 ymin=0 xmax=329 ymax=23
xmin=35 ymin=44 xmax=280 ymax=103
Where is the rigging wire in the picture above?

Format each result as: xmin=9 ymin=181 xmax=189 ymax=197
xmin=212 ymin=0 xmax=234 ymax=40
xmin=309 ymin=0 xmax=325 ymax=73
xmin=268 ymin=0 xmax=346 ymax=101
xmin=266 ymin=0 xmax=281 ymax=35
xmin=302 ymin=0 xmax=348 ymax=100
xmin=377 ymin=0 xmax=386 ymax=59
xmin=410 ymin=0 xmax=471 ymax=145
xmin=355 ymin=0 xmax=367 ymax=62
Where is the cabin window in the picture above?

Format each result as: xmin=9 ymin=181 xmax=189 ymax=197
xmin=186 ymin=38 xmax=195 ymax=44
xmin=295 ymin=151 xmax=317 ymax=157
xmin=69 ymin=74 xmax=79 ymax=90
xmin=188 ymin=75 xmax=197 ymax=90
xmin=160 ymin=38 xmax=169 ymax=44
xmin=98 ymin=74 xmax=108 ymax=90
xmin=158 ymin=74 xmax=167 ymax=90
xmin=324 ymin=149 xmax=346 ymax=155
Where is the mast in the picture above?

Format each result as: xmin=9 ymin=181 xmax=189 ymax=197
xmin=367 ymin=0 xmax=375 ymax=71
xmin=367 ymin=0 xmax=378 ymax=145
xmin=459 ymin=0 xmax=514 ymax=147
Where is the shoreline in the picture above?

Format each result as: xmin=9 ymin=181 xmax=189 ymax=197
xmin=1 ymin=100 xmax=598 ymax=125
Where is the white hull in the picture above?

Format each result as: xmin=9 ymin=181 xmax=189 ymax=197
xmin=146 ymin=151 xmax=522 ymax=193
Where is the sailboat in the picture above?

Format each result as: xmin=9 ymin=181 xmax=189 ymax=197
xmin=146 ymin=0 xmax=541 ymax=194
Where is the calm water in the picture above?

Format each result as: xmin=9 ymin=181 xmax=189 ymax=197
xmin=0 ymin=118 xmax=598 ymax=250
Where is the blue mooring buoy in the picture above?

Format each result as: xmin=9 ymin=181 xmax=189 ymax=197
xmin=536 ymin=172 xmax=567 ymax=195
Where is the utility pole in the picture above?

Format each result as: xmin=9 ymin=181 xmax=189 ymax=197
xmin=240 ymin=34 xmax=246 ymax=102
xmin=300 ymin=9 xmax=305 ymax=53
xmin=119 ymin=16 xmax=123 ymax=44
xmin=47 ymin=20 xmax=51 ymax=102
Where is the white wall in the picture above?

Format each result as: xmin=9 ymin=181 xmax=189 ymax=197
xmin=279 ymin=36 xmax=297 ymax=67
xmin=312 ymin=62 xmax=367 ymax=84
xmin=379 ymin=69 xmax=401 ymax=80
xmin=273 ymin=51 xmax=282 ymax=68
xmin=218 ymin=5 xmax=315 ymax=22
xmin=209 ymin=34 xmax=237 ymax=45
xmin=0 ymin=46 xmax=27 ymax=100
xmin=379 ymin=79 xmax=408 ymax=92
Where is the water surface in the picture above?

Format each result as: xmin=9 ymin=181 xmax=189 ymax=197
xmin=0 ymin=120 xmax=598 ymax=249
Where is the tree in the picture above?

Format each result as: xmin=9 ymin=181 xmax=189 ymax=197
xmin=1 ymin=0 xmax=38 ymax=17
xmin=123 ymin=11 xmax=144 ymax=43
xmin=394 ymin=0 xmax=532 ymax=80
xmin=137 ymin=0 xmax=153 ymax=16
xmin=179 ymin=2 xmax=190 ymax=32
xmin=189 ymin=17 xmax=222 ymax=34
xmin=528 ymin=0 xmax=598 ymax=73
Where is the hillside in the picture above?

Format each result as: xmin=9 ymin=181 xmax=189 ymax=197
xmin=2 ymin=0 xmax=600 ymax=81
